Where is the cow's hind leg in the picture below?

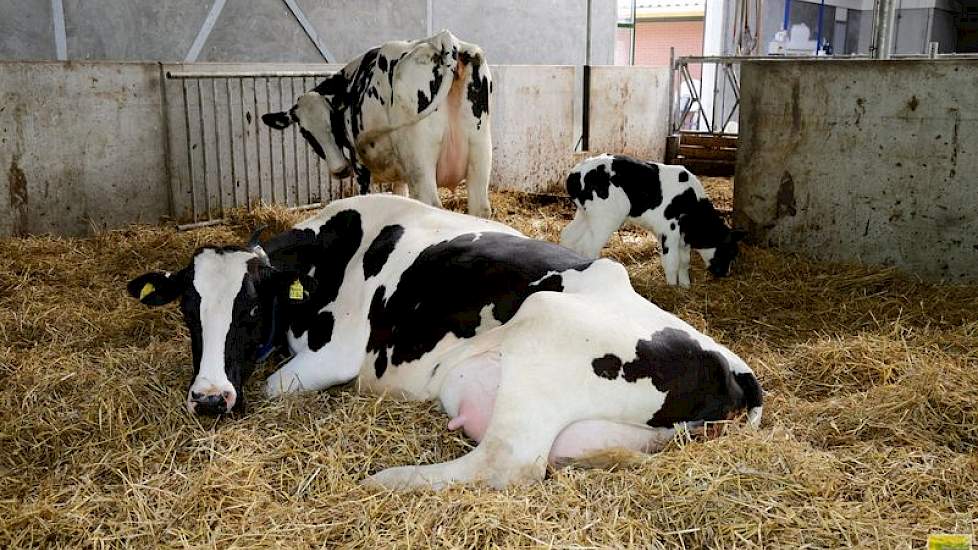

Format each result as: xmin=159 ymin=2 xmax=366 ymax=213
xmin=464 ymin=124 xmax=492 ymax=218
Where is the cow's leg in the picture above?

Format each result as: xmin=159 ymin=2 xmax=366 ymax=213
xmin=264 ymin=352 xmax=359 ymax=397
xmin=660 ymin=233 xmax=682 ymax=286
xmin=393 ymin=182 xmax=410 ymax=197
xmin=559 ymin=208 xmax=587 ymax=253
xmin=363 ymin=388 xmax=569 ymax=490
xmin=464 ymin=133 xmax=492 ymax=218
xmin=566 ymin=207 xmax=624 ymax=259
xmin=677 ymin=243 xmax=692 ymax=289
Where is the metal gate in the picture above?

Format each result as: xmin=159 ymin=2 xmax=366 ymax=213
xmin=162 ymin=69 xmax=355 ymax=229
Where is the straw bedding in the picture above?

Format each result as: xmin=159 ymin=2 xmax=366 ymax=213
xmin=1 ymin=182 xmax=976 ymax=548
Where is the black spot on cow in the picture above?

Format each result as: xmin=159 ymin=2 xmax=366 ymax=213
xmin=566 ymin=171 xmax=582 ymax=199
xmin=264 ymin=210 xmax=363 ymax=351
xmin=567 ymin=163 xmax=612 ymax=204
xmin=367 ymin=232 xmax=593 ymax=377
xmin=363 ymin=224 xmax=405 ymax=280
xmin=299 ymin=128 xmax=327 ymax=160
xmin=355 ymin=164 xmax=372 ymax=194
xmin=591 ymin=354 xmax=622 ymax=380
xmin=660 ymin=234 xmax=669 ymax=255
xmin=663 ymin=188 xmax=743 ymax=276
xmin=466 ymin=56 xmax=490 ymax=125
xmin=367 ymin=86 xmax=384 ymax=105
xmin=377 ymin=54 xmax=388 ymax=72
xmin=417 ymin=61 xmax=445 ymax=114
xmin=589 ymin=328 xmax=760 ymax=427
xmin=678 ymin=170 xmax=689 ymax=182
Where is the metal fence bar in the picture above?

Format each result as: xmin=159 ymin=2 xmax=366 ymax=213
xmin=165 ymin=69 xmax=352 ymax=227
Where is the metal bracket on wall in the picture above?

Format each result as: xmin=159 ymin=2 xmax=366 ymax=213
xmin=185 ymin=0 xmax=228 ymax=62
xmin=283 ymin=0 xmax=335 ymax=62
xmin=51 ymin=0 xmax=67 ymax=60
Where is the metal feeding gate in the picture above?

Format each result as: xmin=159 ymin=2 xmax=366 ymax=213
xmin=162 ymin=69 xmax=355 ymax=229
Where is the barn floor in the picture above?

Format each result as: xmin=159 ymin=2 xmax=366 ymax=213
xmin=1 ymin=182 xmax=977 ymax=548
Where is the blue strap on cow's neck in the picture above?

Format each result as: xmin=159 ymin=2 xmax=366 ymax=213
xmin=255 ymin=296 xmax=279 ymax=363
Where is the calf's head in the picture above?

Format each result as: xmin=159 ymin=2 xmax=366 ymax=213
xmin=262 ymin=87 xmax=351 ymax=179
xmin=703 ymin=229 xmax=747 ymax=278
xmin=127 ymin=232 xmax=316 ymax=416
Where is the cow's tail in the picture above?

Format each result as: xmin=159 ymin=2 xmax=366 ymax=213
xmin=353 ymin=29 xmax=462 ymax=148
xmin=732 ymin=370 xmax=764 ymax=429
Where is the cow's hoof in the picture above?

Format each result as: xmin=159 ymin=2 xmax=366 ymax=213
xmin=362 ymin=466 xmax=426 ymax=491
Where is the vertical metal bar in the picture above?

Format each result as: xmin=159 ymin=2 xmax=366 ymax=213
xmin=629 ymin=0 xmax=637 ymax=65
xmin=303 ymin=77 xmax=313 ymax=205
xmin=253 ymin=77 xmax=264 ymax=206
xmin=211 ymin=78 xmax=225 ymax=214
xmin=279 ymin=77 xmax=288 ymax=206
xmin=181 ymin=80 xmax=198 ymax=223
xmin=290 ymin=77 xmax=301 ymax=207
xmin=159 ymin=65 xmax=175 ymax=220
xmin=711 ymin=61 xmax=719 ymax=135
xmin=225 ymin=78 xmax=238 ymax=208
xmin=668 ymin=47 xmax=676 ymax=133
xmin=239 ymin=78 xmax=251 ymax=209
xmin=265 ymin=77 xmax=276 ymax=204
xmin=51 ymin=0 xmax=67 ymax=60
xmin=196 ymin=79 xmax=211 ymax=220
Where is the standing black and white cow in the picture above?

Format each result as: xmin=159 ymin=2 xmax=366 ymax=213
xmin=261 ymin=30 xmax=493 ymax=217
xmin=128 ymin=194 xmax=762 ymax=490
xmin=560 ymin=154 xmax=746 ymax=288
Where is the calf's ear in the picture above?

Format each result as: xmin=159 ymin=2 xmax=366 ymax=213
xmin=261 ymin=111 xmax=293 ymax=130
xmin=127 ymin=271 xmax=186 ymax=306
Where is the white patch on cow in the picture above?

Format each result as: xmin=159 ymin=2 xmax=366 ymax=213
xmin=475 ymin=304 xmax=500 ymax=334
xmin=187 ymin=249 xmax=252 ymax=412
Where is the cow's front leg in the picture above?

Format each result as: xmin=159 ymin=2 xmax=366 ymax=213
xmin=677 ymin=244 xmax=692 ymax=289
xmin=660 ymin=233 xmax=682 ymax=286
xmin=264 ymin=351 xmax=359 ymax=398
xmin=355 ymin=164 xmax=372 ymax=195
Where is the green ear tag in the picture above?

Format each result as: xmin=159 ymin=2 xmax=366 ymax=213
xmin=289 ymin=279 xmax=305 ymax=301
xmin=139 ymin=282 xmax=156 ymax=301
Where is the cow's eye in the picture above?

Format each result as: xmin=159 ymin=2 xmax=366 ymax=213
xmin=249 ymin=305 xmax=259 ymax=317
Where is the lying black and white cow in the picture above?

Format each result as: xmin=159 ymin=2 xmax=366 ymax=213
xmin=262 ymin=30 xmax=493 ymax=217
xmin=128 ymin=194 xmax=762 ymax=490
xmin=560 ymin=154 xmax=745 ymax=288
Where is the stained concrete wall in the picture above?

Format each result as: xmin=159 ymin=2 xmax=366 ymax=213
xmin=735 ymin=59 xmax=978 ymax=282
xmin=588 ymin=66 xmax=670 ymax=162
xmin=0 ymin=62 xmax=170 ymax=237
xmin=0 ymin=0 xmax=616 ymax=66
xmin=2 ymin=61 xmax=668 ymax=233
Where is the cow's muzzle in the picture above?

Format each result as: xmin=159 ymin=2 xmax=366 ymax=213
xmin=188 ymin=390 xmax=235 ymax=416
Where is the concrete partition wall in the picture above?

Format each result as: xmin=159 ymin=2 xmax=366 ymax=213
xmin=736 ymin=59 xmax=978 ymax=281
xmin=489 ymin=66 xmax=578 ymax=192
xmin=0 ymin=62 xmax=170 ymax=236
xmin=588 ymin=66 xmax=670 ymax=161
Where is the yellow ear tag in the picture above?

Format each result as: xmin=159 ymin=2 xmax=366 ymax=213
xmin=139 ymin=282 xmax=156 ymax=301
xmin=289 ymin=279 xmax=305 ymax=301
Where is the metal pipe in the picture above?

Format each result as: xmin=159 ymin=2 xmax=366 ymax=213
xmin=783 ymin=0 xmax=791 ymax=30
xmin=816 ymin=0 xmax=825 ymax=53
xmin=167 ymin=70 xmax=334 ymax=79
xmin=629 ymin=0 xmax=637 ymax=65
xmin=668 ymin=47 xmax=676 ymax=133
xmin=211 ymin=78 xmax=225 ymax=214
xmin=181 ymin=80 xmax=198 ymax=223
xmin=239 ymin=78 xmax=251 ymax=209
xmin=225 ymin=78 xmax=238 ymax=208
xmin=196 ymin=79 xmax=211 ymax=220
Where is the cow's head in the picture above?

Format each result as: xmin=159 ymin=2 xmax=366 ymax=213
xmin=262 ymin=89 xmax=352 ymax=179
xmin=127 ymin=229 xmax=316 ymax=416
xmin=703 ymin=229 xmax=747 ymax=278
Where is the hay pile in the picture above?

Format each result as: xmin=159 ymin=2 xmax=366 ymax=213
xmin=2 ymin=184 xmax=977 ymax=548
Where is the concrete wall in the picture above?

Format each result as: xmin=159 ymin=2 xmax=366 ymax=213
xmin=736 ymin=59 xmax=978 ymax=282
xmin=588 ymin=66 xmax=670 ymax=161
xmin=0 ymin=62 xmax=170 ymax=236
xmin=1 ymin=60 xmax=669 ymax=233
xmin=0 ymin=0 xmax=616 ymax=66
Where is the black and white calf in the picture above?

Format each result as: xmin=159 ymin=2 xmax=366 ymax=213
xmin=128 ymin=194 xmax=762 ymax=490
xmin=560 ymin=154 xmax=745 ymax=288
xmin=262 ymin=30 xmax=493 ymax=217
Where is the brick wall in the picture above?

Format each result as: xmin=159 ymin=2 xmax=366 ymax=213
xmin=634 ymin=19 xmax=704 ymax=78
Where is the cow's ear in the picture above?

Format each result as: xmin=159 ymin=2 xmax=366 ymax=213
xmin=269 ymin=272 xmax=318 ymax=305
xmin=261 ymin=111 xmax=292 ymax=130
xmin=127 ymin=270 xmax=186 ymax=306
